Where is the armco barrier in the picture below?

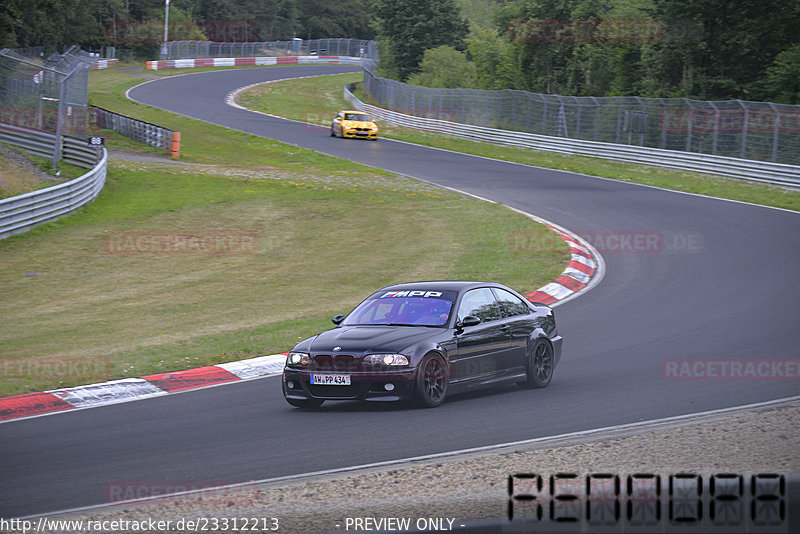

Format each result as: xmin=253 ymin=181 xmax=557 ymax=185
xmin=0 ymin=123 xmax=100 ymax=168
xmin=0 ymin=147 xmax=107 ymax=240
xmin=344 ymin=84 xmax=800 ymax=189
xmin=90 ymin=106 xmax=180 ymax=157
xmin=145 ymin=55 xmax=361 ymax=70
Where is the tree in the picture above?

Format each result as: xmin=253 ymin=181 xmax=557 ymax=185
xmin=373 ymin=0 xmax=470 ymax=81
xmin=195 ymin=0 xmax=299 ymax=41
xmin=8 ymin=0 xmax=106 ymax=50
xmin=296 ymin=0 xmax=373 ymax=40
xmin=406 ymin=45 xmax=477 ymax=88
xmin=767 ymin=45 xmax=800 ymax=104
xmin=467 ymin=28 xmax=515 ymax=90
xmin=646 ymin=0 xmax=800 ymax=100
xmin=0 ymin=0 xmax=22 ymax=48
xmin=492 ymin=0 xmax=579 ymax=93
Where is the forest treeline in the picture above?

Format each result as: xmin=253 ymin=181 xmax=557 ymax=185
xmin=1 ymin=0 xmax=798 ymax=103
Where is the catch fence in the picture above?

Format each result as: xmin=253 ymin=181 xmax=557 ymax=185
xmin=0 ymin=46 xmax=97 ymax=165
xmin=162 ymin=39 xmax=378 ymax=61
xmin=362 ymin=67 xmax=800 ymax=166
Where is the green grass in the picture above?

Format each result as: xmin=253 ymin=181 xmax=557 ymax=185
xmin=0 ymin=151 xmax=61 ymax=199
xmin=89 ymin=69 xmax=376 ymax=168
xmin=237 ymin=72 xmax=800 ymax=212
xmin=0 ymin=66 xmax=569 ymax=398
xmin=0 ymin=144 xmax=83 ymax=198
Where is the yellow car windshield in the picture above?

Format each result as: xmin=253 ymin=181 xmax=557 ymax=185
xmin=344 ymin=113 xmax=370 ymax=122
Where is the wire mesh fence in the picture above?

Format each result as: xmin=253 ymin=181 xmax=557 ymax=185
xmin=0 ymin=45 xmax=95 ymax=141
xmin=362 ymin=66 xmax=800 ymax=165
xmin=162 ymin=38 xmax=378 ymax=60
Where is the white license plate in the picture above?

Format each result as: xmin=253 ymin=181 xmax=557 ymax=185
xmin=310 ymin=374 xmax=351 ymax=385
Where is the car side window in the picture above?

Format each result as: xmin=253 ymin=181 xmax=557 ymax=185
xmin=457 ymin=288 xmax=502 ymax=323
xmin=493 ymin=288 xmax=530 ymax=317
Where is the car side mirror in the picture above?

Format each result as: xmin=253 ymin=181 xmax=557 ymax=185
xmin=332 ymin=315 xmax=346 ymax=325
xmin=458 ymin=315 xmax=481 ymax=328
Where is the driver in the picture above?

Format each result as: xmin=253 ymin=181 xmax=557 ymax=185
xmin=417 ymin=299 xmax=450 ymax=325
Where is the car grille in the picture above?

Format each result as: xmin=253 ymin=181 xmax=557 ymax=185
xmin=312 ymin=354 xmax=361 ymax=372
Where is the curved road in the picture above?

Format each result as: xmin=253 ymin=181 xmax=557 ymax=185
xmin=2 ymin=66 xmax=798 ymax=518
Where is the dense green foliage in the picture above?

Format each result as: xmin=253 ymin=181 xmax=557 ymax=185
xmin=464 ymin=0 xmax=799 ymax=103
xmin=372 ymin=0 xmax=470 ymax=80
xmin=0 ymin=0 xmax=374 ymax=51
xmin=3 ymin=0 xmax=798 ymax=103
xmin=406 ymin=45 xmax=477 ymax=88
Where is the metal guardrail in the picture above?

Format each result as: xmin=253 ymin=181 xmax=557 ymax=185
xmin=0 ymin=123 xmax=100 ymax=168
xmin=0 ymin=147 xmax=108 ymax=240
xmin=90 ymin=106 xmax=180 ymax=157
xmin=344 ymin=83 xmax=800 ymax=189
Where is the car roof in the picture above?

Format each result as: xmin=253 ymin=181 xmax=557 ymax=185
xmin=377 ymin=281 xmax=508 ymax=293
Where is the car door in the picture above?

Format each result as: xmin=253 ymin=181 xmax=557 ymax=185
xmin=451 ymin=288 xmax=509 ymax=383
xmin=492 ymin=287 xmax=533 ymax=373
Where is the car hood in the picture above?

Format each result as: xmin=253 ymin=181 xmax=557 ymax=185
xmin=307 ymin=325 xmax=439 ymax=354
xmin=342 ymin=120 xmax=376 ymax=128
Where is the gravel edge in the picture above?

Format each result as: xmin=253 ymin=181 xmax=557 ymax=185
xmin=43 ymin=398 xmax=800 ymax=533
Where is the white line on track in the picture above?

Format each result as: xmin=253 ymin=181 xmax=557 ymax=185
xmin=24 ymin=394 xmax=800 ymax=520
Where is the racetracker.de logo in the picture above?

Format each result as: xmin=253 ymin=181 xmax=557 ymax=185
xmin=104 ymin=20 xmax=258 ymax=45
xmin=0 ymin=356 xmax=111 ymax=381
xmin=661 ymin=358 xmax=800 ymax=381
xmin=509 ymin=19 xmax=664 ymax=44
xmin=104 ymin=481 xmax=255 ymax=503
xmin=105 ymin=232 xmax=258 ymax=255
xmin=510 ymin=230 xmax=703 ymax=255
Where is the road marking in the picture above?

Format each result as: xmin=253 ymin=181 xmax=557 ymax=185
xmin=24 ymin=395 xmax=800 ymax=520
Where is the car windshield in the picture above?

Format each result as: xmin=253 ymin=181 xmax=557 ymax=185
xmin=344 ymin=113 xmax=370 ymax=121
xmin=342 ymin=290 xmax=457 ymax=327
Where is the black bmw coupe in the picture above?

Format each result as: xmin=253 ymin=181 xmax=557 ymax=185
xmin=282 ymin=281 xmax=562 ymax=408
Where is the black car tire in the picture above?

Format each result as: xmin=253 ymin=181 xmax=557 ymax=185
xmin=414 ymin=353 xmax=449 ymax=408
xmin=286 ymin=397 xmax=325 ymax=409
xmin=519 ymin=338 xmax=554 ymax=389
xmin=330 ymin=127 xmax=336 ymax=137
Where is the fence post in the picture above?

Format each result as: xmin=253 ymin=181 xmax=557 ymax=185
xmin=769 ymin=103 xmax=780 ymax=162
xmin=635 ymin=96 xmax=646 ymax=146
xmin=52 ymin=71 xmax=68 ymax=169
xmin=738 ymin=100 xmax=748 ymax=159
xmin=684 ymin=98 xmax=693 ymax=152
xmin=591 ymin=97 xmax=600 ymax=141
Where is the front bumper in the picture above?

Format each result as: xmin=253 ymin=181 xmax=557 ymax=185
xmin=342 ymin=127 xmax=378 ymax=140
xmin=283 ymin=368 xmax=416 ymax=402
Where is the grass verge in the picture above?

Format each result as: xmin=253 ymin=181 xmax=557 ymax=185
xmin=0 ymin=66 xmax=569 ymax=398
xmin=237 ymin=72 xmax=799 ymax=212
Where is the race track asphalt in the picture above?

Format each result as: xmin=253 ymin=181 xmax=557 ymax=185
xmin=1 ymin=65 xmax=798 ymax=518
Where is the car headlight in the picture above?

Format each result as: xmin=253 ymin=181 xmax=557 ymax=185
xmin=287 ymin=352 xmax=310 ymax=367
xmin=364 ymin=354 xmax=409 ymax=366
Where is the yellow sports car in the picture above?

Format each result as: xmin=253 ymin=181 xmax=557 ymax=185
xmin=330 ymin=110 xmax=379 ymax=140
